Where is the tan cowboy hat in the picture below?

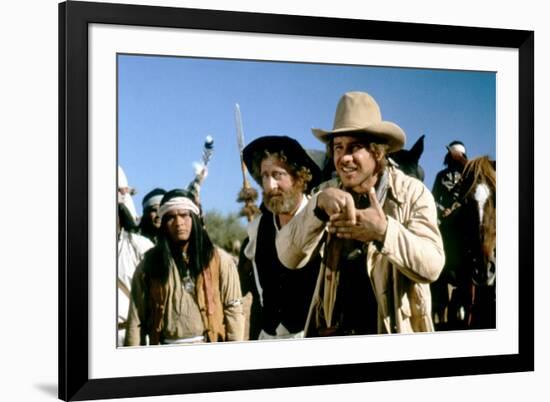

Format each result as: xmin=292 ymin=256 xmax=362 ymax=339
xmin=312 ymin=91 xmax=406 ymax=153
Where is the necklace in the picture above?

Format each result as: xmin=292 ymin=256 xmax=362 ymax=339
xmin=180 ymin=252 xmax=195 ymax=294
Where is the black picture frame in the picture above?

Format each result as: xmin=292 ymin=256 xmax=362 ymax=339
xmin=59 ymin=1 xmax=534 ymax=400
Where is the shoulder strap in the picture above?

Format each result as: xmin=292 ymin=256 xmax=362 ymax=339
xmin=202 ymin=250 xmax=220 ymax=316
xmin=197 ymin=250 xmax=225 ymax=342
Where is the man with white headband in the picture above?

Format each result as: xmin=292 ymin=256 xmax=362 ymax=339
xmin=431 ymin=140 xmax=469 ymax=329
xmin=432 ymin=140 xmax=469 ymax=220
xmin=124 ymin=189 xmax=244 ymax=346
xmin=138 ymin=188 xmax=166 ymax=244
xmin=117 ymin=166 xmax=154 ymax=346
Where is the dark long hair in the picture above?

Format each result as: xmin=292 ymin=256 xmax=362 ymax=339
xmin=150 ymin=190 xmax=215 ymax=282
xmin=170 ymin=211 xmax=215 ymax=279
xmin=138 ymin=206 xmax=159 ymax=242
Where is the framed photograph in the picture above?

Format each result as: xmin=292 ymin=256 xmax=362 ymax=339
xmin=59 ymin=0 xmax=534 ymax=400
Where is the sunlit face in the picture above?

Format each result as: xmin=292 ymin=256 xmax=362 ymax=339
xmin=260 ymin=156 xmax=303 ymax=215
xmin=165 ymin=209 xmax=193 ymax=243
xmin=333 ymin=136 xmax=379 ymax=193
xmin=146 ymin=204 xmax=161 ymax=229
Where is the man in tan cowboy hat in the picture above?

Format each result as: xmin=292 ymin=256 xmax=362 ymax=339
xmin=276 ymin=91 xmax=444 ymax=335
xmin=240 ymin=136 xmax=323 ymax=340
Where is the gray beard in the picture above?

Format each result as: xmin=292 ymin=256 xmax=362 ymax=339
xmin=263 ymin=186 xmax=302 ymax=215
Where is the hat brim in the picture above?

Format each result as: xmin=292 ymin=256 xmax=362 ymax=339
xmin=312 ymin=121 xmax=406 ymax=153
xmin=243 ymin=135 xmax=323 ymax=191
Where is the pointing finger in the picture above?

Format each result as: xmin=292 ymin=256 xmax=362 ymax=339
xmin=368 ymin=187 xmax=385 ymax=216
xmin=343 ymin=192 xmax=356 ymax=225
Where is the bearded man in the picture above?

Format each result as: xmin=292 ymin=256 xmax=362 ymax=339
xmin=241 ymin=136 xmax=322 ymax=340
xmin=276 ymin=92 xmax=444 ymax=336
xmin=125 ymin=189 xmax=244 ymax=346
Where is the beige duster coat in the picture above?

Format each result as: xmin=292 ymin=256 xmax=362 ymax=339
xmin=276 ymin=167 xmax=445 ymax=334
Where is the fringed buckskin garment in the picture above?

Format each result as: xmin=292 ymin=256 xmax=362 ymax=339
xmin=124 ymin=240 xmax=244 ymax=346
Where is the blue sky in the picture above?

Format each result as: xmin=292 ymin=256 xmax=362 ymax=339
xmin=118 ymin=54 xmax=495 ymax=218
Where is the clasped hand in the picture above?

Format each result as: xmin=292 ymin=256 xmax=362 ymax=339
xmin=317 ymin=187 xmax=387 ymax=243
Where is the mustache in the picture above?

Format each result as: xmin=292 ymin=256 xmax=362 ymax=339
xmin=262 ymin=187 xmax=303 ymax=215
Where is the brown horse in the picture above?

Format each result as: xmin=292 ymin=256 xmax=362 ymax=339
xmin=458 ymin=156 xmax=496 ymax=328
xmin=432 ymin=156 xmax=496 ymax=330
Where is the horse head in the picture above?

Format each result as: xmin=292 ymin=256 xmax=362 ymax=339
xmin=460 ymin=156 xmax=496 ymax=287
xmin=389 ymin=135 xmax=425 ymax=181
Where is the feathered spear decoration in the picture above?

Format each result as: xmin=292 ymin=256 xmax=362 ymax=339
xmin=234 ymin=104 xmax=259 ymax=221
xmin=187 ymin=135 xmax=214 ymax=206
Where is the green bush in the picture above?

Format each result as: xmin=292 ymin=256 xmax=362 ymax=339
xmin=203 ymin=210 xmax=247 ymax=254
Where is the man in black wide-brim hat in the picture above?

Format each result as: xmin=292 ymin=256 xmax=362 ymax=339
xmin=241 ymin=135 xmax=323 ymax=340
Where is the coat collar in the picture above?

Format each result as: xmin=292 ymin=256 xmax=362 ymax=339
xmin=385 ymin=166 xmax=407 ymax=205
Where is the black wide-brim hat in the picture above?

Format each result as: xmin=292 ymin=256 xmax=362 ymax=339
xmin=243 ymin=135 xmax=323 ymax=192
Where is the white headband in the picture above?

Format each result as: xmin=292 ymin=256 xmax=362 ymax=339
xmin=158 ymin=197 xmax=200 ymax=221
xmin=143 ymin=194 xmax=164 ymax=209
xmin=448 ymin=143 xmax=466 ymax=155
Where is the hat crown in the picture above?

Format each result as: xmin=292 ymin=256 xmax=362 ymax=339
xmin=312 ymin=91 xmax=405 ymax=152
xmin=333 ymin=91 xmax=382 ymax=131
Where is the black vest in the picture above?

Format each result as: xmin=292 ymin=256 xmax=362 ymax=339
xmin=331 ymin=240 xmax=378 ymax=336
xmin=328 ymin=192 xmax=379 ymax=336
xmin=254 ymin=211 xmax=321 ymax=335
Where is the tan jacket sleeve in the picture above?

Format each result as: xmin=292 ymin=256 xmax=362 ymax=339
xmin=218 ymin=249 xmax=245 ymax=341
xmin=124 ymin=260 xmax=146 ymax=346
xmin=379 ymin=180 xmax=445 ymax=283
xmin=275 ymin=192 xmax=327 ymax=269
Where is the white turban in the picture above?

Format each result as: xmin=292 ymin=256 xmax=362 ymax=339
xmin=117 ymin=166 xmax=138 ymax=224
xmin=118 ymin=166 xmax=129 ymax=189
